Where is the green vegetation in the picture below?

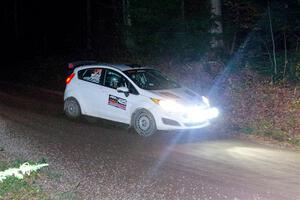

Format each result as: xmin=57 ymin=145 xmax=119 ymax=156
xmin=0 ymin=176 xmax=48 ymax=200
xmin=240 ymin=127 xmax=254 ymax=135
xmin=240 ymin=120 xmax=300 ymax=147
xmin=290 ymin=138 xmax=300 ymax=146
xmin=0 ymin=160 xmax=49 ymax=200
xmin=224 ymin=70 xmax=300 ymax=148
xmin=241 ymin=126 xmax=290 ymax=145
xmin=291 ymin=99 xmax=300 ymax=109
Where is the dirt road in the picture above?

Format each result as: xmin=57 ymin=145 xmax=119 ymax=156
xmin=0 ymin=84 xmax=299 ymax=200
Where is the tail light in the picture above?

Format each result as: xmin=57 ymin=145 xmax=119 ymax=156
xmin=66 ymin=73 xmax=75 ymax=84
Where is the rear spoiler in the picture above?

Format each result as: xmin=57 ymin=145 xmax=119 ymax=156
xmin=67 ymin=60 xmax=98 ymax=70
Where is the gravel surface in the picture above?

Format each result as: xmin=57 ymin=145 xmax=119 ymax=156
xmin=0 ymin=84 xmax=300 ymax=200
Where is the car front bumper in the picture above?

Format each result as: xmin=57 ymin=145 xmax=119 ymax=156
xmin=152 ymin=107 xmax=219 ymax=130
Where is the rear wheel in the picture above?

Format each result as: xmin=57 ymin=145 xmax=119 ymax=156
xmin=64 ymin=97 xmax=81 ymax=119
xmin=132 ymin=109 xmax=157 ymax=137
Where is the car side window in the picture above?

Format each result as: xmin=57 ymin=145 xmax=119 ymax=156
xmin=78 ymin=68 xmax=103 ymax=84
xmin=104 ymin=69 xmax=127 ymax=89
xmin=104 ymin=69 xmax=139 ymax=95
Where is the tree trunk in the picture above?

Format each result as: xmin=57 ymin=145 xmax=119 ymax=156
xmin=283 ymin=30 xmax=287 ymax=77
xmin=210 ymin=0 xmax=223 ymax=48
xmin=122 ymin=0 xmax=134 ymax=50
xmin=181 ymin=0 xmax=185 ymax=21
xmin=122 ymin=0 xmax=131 ymax=26
xmin=230 ymin=31 xmax=237 ymax=55
xmin=268 ymin=1 xmax=277 ymax=75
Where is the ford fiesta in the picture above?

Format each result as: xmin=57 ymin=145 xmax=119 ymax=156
xmin=64 ymin=61 xmax=219 ymax=136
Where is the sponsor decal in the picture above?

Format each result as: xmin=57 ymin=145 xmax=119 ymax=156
xmin=108 ymin=95 xmax=127 ymax=110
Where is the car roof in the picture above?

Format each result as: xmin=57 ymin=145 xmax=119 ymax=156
xmin=109 ymin=63 xmax=141 ymax=71
xmin=68 ymin=61 xmax=143 ymax=72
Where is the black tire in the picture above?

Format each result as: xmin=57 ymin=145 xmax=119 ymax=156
xmin=64 ymin=97 xmax=81 ymax=119
xmin=132 ymin=109 xmax=157 ymax=137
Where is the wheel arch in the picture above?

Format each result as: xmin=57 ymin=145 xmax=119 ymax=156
xmin=64 ymin=96 xmax=82 ymax=118
xmin=131 ymin=108 xmax=157 ymax=136
xmin=64 ymin=94 xmax=87 ymax=115
xmin=130 ymin=107 xmax=157 ymax=126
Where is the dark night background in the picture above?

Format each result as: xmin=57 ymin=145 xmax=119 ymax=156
xmin=3 ymin=0 xmax=114 ymax=59
xmin=1 ymin=0 xmax=300 ymax=89
xmin=2 ymin=0 xmax=124 ymax=88
xmin=2 ymin=0 xmax=212 ymax=60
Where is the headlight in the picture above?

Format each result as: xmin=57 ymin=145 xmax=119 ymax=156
xmin=185 ymin=107 xmax=219 ymax=122
xmin=202 ymin=96 xmax=210 ymax=106
xmin=206 ymin=107 xmax=219 ymax=118
xmin=151 ymin=98 xmax=185 ymax=112
xmin=159 ymin=100 xmax=185 ymax=112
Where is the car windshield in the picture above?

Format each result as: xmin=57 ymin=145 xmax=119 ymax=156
xmin=124 ymin=69 xmax=180 ymax=90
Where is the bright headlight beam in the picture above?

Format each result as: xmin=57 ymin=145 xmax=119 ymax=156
xmin=159 ymin=100 xmax=185 ymax=112
xmin=207 ymin=107 xmax=219 ymax=118
xmin=185 ymin=107 xmax=219 ymax=123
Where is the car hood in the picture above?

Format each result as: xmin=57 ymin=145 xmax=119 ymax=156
xmin=146 ymin=87 xmax=204 ymax=105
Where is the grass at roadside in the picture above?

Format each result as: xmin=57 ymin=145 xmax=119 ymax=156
xmin=240 ymin=125 xmax=300 ymax=149
xmin=0 ymin=160 xmax=49 ymax=200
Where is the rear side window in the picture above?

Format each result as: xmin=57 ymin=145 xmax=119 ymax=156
xmin=78 ymin=68 xmax=103 ymax=84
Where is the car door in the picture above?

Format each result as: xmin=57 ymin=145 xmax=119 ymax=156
xmin=77 ymin=67 xmax=107 ymax=118
xmin=101 ymin=69 xmax=139 ymax=124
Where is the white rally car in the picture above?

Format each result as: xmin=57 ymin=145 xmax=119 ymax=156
xmin=64 ymin=61 xmax=219 ymax=136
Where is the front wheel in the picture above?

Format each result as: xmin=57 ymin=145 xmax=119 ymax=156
xmin=132 ymin=109 xmax=157 ymax=137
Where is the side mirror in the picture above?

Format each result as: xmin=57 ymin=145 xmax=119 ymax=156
xmin=117 ymin=87 xmax=129 ymax=97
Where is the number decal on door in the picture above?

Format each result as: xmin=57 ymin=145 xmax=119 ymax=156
xmin=108 ymin=95 xmax=127 ymax=110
